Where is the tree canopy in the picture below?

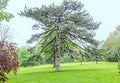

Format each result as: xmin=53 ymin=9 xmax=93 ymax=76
xmin=0 ymin=0 xmax=13 ymax=22
xmin=104 ymin=25 xmax=120 ymax=61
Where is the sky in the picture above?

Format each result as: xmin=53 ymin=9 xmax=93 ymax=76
xmin=3 ymin=0 xmax=120 ymax=47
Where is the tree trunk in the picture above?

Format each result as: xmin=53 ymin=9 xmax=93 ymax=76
xmin=80 ymin=55 xmax=83 ymax=65
xmin=53 ymin=55 xmax=56 ymax=68
xmin=55 ymin=32 xmax=60 ymax=72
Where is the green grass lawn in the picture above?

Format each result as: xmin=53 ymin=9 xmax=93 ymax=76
xmin=7 ymin=62 xmax=120 ymax=83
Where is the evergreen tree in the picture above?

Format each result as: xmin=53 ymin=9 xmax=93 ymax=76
xmin=19 ymin=0 xmax=100 ymax=72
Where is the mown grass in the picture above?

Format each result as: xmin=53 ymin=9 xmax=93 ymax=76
xmin=7 ymin=62 xmax=120 ymax=83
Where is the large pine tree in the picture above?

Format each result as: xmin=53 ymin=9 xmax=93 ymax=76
xmin=19 ymin=0 xmax=100 ymax=72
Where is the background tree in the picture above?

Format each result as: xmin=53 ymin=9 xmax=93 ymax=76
xmin=0 ymin=0 xmax=14 ymax=22
xmin=87 ymin=45 xmax=103 ymax=64
xmin=19 ymin=0 xmax=100 ymax=72
xmin=104 ymin=25 xmax=120 ymax=61
xmin=104 ymin=25 xmax=120 ymax=72
xmin=0 ymin=25 xmax=12 ymax=41
xmin=17 ymin=47 xmax=39 ymax=67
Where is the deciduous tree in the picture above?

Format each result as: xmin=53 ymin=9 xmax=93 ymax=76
xmin=104 ymin=25 xmax=120 ymax=61
xmin=0 ymin=0 xmax=13 ymax=22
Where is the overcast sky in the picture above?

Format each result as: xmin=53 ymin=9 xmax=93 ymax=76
xmin=3 ymin=0 xmax=120 ymax=47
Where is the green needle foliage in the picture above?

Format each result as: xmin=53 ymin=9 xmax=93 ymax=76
xmin=19 ymin=0 xmax=100 ymax=72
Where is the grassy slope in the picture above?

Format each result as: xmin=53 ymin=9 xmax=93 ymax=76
xmin=8 ymin=62 xmax=120 ymax=83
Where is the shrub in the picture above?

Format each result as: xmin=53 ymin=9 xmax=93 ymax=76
xmin=0 ymin=41 xmax=19 ymax=83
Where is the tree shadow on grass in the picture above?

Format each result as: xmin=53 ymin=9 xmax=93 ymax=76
xmin=51 ymin=68 xmax=106 ymax=73
xmin=24 ymin=68 xmax=105 ymax=75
